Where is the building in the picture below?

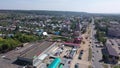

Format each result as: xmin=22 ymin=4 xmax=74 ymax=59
xmin=73 ymin=31 xmax=80 ymax=37
xmin=72 ymin=22 xmax=82 ymax=44
xmin=109 ymin=21 xmax=119 ymax=26
xmin=63 ymin=22 xmax=82 ymax=47
xmin=107 ymin=27 xmax=120 ymax=38
xmin=107 ymin=21 xmax=120 ymax=38
xmin=48 ymin=58 xmax=61 ymax=68
xmin=74 ymin=22 xmax=81 ymax=31
xmin=102 ymin=40 xmax=119 ymax=64
xmin=73 ymin=37 xmax=82 ymax=44
xmin=17 ymin=41 xmax=54 ymax=67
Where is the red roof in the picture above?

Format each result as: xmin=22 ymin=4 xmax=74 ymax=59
xmin=64 ymin=42 xmax=80 ymax=47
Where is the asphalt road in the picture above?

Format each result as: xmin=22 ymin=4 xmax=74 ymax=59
xmin=90 ymin=18 xmax=103 ymax=68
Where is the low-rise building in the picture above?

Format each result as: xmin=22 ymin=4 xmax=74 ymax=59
xmin=102 ymin=40 xmax=119 ymax=64
xmin=107 ymin=27 xmax=120 ymax=38
xmin=17 ymin=41 xmax=54 ymax=67
xmin=107 ymin=21 xmax=120 ymax=38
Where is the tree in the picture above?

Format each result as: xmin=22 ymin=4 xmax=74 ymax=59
xmin=96 ymin=30 xmax=107 ymax=44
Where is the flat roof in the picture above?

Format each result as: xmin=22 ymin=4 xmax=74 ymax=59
xmin=19 ymin=41 xmax=53 ymax=59
xmin=38 ymin=54 xmax=48 ymax=60
xmin=106 ymin=40 xmax=119 ymax=57
xmin=106 ymin=45 xmax=119 ymax=57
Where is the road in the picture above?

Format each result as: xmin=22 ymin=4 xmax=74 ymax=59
xmin=90 ymin=17 xmax=103 ymax=68
xmin=70 ymin=20 xmax=94 ymax=68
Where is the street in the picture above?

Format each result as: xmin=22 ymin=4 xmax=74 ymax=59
xmin=90 ymin=17 xmax=103 ymax=68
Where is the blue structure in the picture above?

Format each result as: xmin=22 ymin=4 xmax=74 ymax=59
xmin=36 ymin=29 xmax=44 ymax=36
xmin=38 ymin=32 xmax=42 ymax=36
xmin=8 ymin=34 xmax=14 ymax=37
xmin=48 ymin=58 xmax=61 ymax=68
xmin=54 ymin=31 xmax=60 ymax=35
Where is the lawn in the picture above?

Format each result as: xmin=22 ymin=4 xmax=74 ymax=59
xmin=113 ymin=65 xmax=120 ymax=68
xmin=102 ymin=64 xmax=108 ymax=68
xmin=88 ymin=48 xmax=92 ymax=61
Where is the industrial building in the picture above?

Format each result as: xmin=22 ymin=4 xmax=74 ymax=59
xmin=17 ymin=41 xmax=55 ymax=67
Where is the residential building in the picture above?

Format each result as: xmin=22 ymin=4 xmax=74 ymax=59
xmin=102 ymin=40 xmax=119 ymax=64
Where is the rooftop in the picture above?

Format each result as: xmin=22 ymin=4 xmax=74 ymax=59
xmin=19 ymin=41 xmax=53 ymax=60
xmin=48 ymin=58 xmax=61 ymax=68
xmin=106 ymin=40 xmax=119 ymax=56
xmin=106 ymin=43 xmax=119 ymax=57
xmin=64 ymin=42 xmax=80 ymax=47
xmin=109 ymin=21 xmax=119 ymax=25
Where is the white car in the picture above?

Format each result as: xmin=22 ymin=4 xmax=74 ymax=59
xmin=1 ymin=55 xmax=6 ymax=58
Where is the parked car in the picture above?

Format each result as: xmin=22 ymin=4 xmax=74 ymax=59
xmin=68 ymin=60 xmax=71 ymax=64
xmin=80 ymin=50 xmax=84 ymax=54
xmin=78 ymin=54 xmax=82 ymax=59
xmin=75 ymin=63 xmax=79 ymax=68
xmin=78 ymin=50 xmax=84 ymax=59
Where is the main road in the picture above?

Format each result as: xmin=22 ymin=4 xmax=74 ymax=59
xmin=90 ymin=17 xmax=103 ymax=68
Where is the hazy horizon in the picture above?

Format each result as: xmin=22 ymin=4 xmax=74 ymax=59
xmin=0 ymin=0 xmax=120 ymax=14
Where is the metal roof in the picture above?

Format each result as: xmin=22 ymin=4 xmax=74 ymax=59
xmin=106 ymin=45 xmax=119 ymax=57
xmin=48 ymin=58 xmax=61 ymax=68
xmin=19 ymin=41 xmax=53 ymax=59
xmin=38 ymin=54 xmax=48 ymax=61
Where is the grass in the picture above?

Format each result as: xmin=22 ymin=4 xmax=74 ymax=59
xmin=102 ymin=64 xmax=108 ymax=68
xmin=88 ymin=65 xmax=92 ymax=68
xmin=111 ymin=65 xmax=120 ymax=68
xmin=88 ymin=48 xmax=92 ymax=61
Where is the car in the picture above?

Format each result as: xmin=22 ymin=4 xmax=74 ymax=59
xmin=80 ymin=50 xmax=84 ymax=54
xmin=96 ymin=45 xmax=100 ymax=47
xmin=1 ymin=55 xmax=6 ymax=58
xmin=95 ymin=45 xmax=97 ymax=47
xmin=68 ymin=60 xmax=71 ymax=64
xmin=92 ymin=65 xmax=95 ymax=68
xmin=75 ymin=63 xmax=79 ymax=68
xmin=92 ymin=58 xmax=94 ymax=61
xmin=78 ymin=55 xmax=81 ymax=59
xmin=78 ymin=50 xmax=84 ymax=59
xmin=54 ymin=52 xmax=59 ymax=56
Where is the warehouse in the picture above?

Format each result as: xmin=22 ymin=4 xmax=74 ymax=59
xmin=17 ymin=41 xmax=55 ymax=67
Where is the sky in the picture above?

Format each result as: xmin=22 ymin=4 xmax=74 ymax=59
xmin=0 ymin=0 xmax=120 ymax=13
